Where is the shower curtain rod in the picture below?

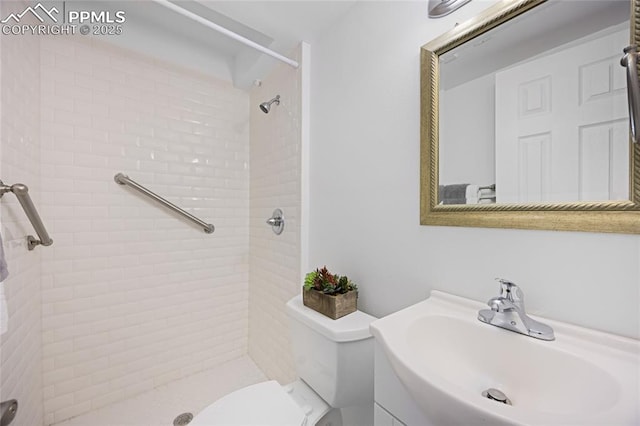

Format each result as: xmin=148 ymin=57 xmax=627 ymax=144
xmin=151 ymin=0 xmax=300 ymax=69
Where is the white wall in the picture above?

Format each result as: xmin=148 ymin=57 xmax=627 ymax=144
xmin=440 ymin=73 xmax=494 ymax=185
xmin=0 ymin=2 xmax=44 ymax=425
xmin=309 ymin=0 xmax=640 ymax=339
xmin=39 ymin=36 xmax=250 ymax=424
xmin=248 ymin=45 xmax=303 ymax=384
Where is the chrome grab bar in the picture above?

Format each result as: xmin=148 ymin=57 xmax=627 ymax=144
xmin=0 ymin=181 xmax=53 ymax=251
xmin=114 ymin=173 xmax=214 ymax=234
xmin=621 ymin=45 xmax=640 ymax=143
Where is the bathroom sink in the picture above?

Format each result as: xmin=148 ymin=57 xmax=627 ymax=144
xmin=370 ymin=291 xmax=640 ymax=425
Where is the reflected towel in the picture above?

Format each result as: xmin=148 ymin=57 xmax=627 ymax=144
xmin=439 ymin=184 xmax=469 ymax=204
xmin=466 ymin=185 xmax=480 ymax=204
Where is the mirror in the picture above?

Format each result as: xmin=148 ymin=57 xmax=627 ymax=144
xmin=420 ymin=0 xmax=640 ymax=233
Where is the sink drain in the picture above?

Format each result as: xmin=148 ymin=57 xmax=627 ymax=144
xmin=482 ymin=388 xmax=512 ymax=405
xmin=173 ymin=412 xmax=193 ymax=426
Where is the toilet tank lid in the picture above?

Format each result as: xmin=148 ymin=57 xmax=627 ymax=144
xmin=286 ymin=295 xmax=377 ymax=342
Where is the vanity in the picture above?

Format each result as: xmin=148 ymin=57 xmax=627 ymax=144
xmin=370 ymin=289 xmax=640 ymax=426
xmin=372 ymin=343 xmax=425 ymax=426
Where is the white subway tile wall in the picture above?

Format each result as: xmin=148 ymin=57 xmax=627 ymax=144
xmin=248 ymin=46 xmax=302 ymax=384
xmin=0 ymin=2 xmax=44 ymax=425
xmin=39 ymin=37 xmax=250 ymax=424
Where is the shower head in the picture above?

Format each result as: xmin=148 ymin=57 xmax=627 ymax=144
xmin=259 ymin=95 xmax=280 ymax=114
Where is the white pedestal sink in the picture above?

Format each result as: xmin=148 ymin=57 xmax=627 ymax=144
xmin=370 ymin=291 xmax=639 ymax=425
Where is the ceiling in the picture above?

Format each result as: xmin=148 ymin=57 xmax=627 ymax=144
xmin=439 ymin=0 xmax=629 ymax=90
xmin=70 ymin=0 xmax=358 ymax=88
xmin=198 ymin=0 xmax=359 ymax=87
xmin=199 ymin=1 xmax=359 ymax=50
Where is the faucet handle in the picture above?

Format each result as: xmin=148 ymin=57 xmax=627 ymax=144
xmin=495 ymin=278 xmax=523 ymax=304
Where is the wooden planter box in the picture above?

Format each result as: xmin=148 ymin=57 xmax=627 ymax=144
xmin=302 ymin=288 xmax=357 ymax=319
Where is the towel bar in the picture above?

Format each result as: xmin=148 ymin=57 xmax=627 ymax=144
xmin=0 ymin=181 xmax=53 ymax=251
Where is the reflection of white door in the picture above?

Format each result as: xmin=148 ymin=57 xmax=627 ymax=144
xmin=495 ymin=27 xmax=629 ymax=203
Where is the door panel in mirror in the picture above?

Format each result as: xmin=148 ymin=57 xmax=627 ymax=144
xmin=494 ymin=26 xmax=629 ymax=203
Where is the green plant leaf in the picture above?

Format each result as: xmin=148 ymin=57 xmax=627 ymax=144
xmin=304 ymin=271 xmax=318 ymax=291
xmin=304 ymin=266 xmax=357 ymax=296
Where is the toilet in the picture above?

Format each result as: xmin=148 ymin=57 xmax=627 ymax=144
xmin=190 ymin=294 xmax=377 ymax=426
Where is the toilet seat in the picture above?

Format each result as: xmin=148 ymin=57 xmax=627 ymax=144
xmin=189 ymin=380 xmax=307 ymax=426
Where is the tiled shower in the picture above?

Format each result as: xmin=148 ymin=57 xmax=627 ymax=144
xmin=0 ymin=2 xmax=304 ymax=424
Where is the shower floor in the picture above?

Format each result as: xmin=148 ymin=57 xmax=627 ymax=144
xmin=53 ymin=356 xmax=267 ymax=426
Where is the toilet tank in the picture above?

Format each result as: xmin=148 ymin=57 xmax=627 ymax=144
xmin=285 ymin=295 xmax=376 ymax=408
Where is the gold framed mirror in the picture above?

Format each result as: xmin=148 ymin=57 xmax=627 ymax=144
xmin=420 ymin=0 xmax=640 ymax=233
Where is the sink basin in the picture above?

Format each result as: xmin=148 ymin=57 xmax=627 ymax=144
xmin=370 ymin=291 xmax=640 ymax=425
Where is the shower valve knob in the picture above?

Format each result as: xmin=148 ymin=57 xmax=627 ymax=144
xmin=266 ymin=217 xmax=282 ymax=226
xmin=266 ymin=209 xmax=284 ymax=235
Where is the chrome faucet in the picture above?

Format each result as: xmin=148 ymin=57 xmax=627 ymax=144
xmin=478 ymin=279 xmax=555 ymax=341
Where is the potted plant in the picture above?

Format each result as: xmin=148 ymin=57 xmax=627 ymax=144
xmin=303 ymin=266 xmax=358 ymax=319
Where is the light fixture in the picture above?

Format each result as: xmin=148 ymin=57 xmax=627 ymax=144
xmin=428 ymin=0 xmax=472 ymax=18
